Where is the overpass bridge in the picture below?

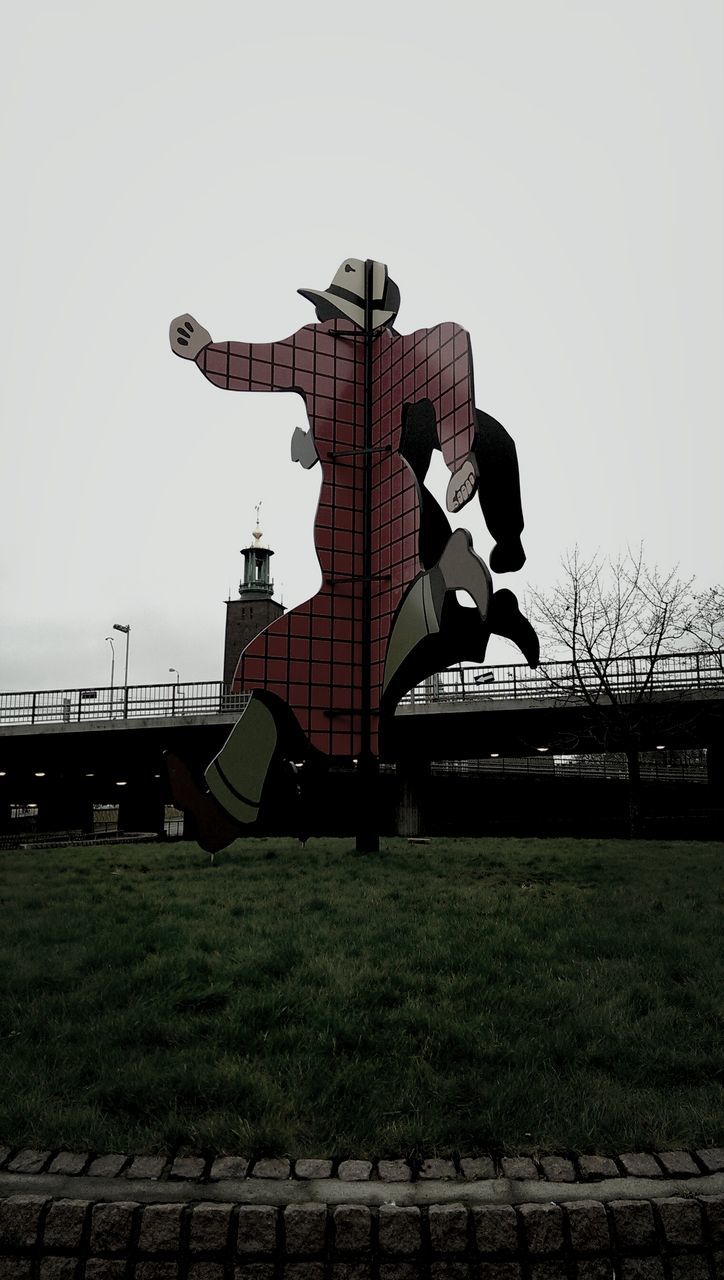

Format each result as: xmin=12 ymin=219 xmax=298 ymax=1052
xmin=0 ymin=650 xmax=722 ymax=835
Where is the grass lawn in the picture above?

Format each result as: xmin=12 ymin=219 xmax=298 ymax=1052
xmin=0 ymin=836 xmax=721 ymax=1159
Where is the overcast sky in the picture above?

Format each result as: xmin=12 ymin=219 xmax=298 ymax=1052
xmin=1 ymin=0 xmax=722 ymax=693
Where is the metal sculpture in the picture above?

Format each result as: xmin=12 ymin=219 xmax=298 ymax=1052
xmin=167 ymin=259 xmax=538 ymax=851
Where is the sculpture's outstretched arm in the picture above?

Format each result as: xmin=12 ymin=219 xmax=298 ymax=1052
xmin=169 ymin=313 xmax=297 ymax=394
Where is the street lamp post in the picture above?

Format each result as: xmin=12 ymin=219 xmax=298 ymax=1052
xmin=169 ymin=667 xmax=180 ymax=716
xmin=105 ymin=637 xmax=115 ymax=717
xmin=113 ymin=623 xmax=131 ymax=717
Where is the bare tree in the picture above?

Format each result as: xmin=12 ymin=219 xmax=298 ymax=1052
xmin=528 ymin=545 xmax=700 ymax=835
xmin=683 ymin=586 xmax=724 ymax=672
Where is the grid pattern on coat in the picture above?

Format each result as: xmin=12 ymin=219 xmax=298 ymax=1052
xmin=197 ymin=317 xmax=477 ymax=757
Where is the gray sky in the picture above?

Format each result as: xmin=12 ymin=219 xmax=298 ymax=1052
xmin=1 ymin=0 xmax=722 ymax=692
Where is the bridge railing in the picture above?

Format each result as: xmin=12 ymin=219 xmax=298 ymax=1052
xmin=400 ymin=648 xmax=724 ymax=706
xmin=0 ymin=682 xmax=250 ymax=727
xmin=0 ymin=650 xmax=720 ymax=727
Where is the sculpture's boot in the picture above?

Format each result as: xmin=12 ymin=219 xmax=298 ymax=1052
xmin=165 ymin=753 xmax=240 ymax=854
xmin=488 ymin=588 xmax=540 ymax=668
xmin=383 ymin=527 xmax=491 ymax=696
xmin=204 ymin=693 xmax=278 ymax=826
xmin=437 ymin=527 xmax=492 ymax=617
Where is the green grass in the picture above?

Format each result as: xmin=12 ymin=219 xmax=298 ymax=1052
xmin=0 ymin=836 xmax=721 ymax=1159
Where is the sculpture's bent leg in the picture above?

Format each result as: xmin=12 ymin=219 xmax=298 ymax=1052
xmin=205 ymin=693 xmax=278 ymax=826
xmin=383 ymin=528 xmax=491 ymax=697
xmin=166 ymin=690 xmax=313 ymax=853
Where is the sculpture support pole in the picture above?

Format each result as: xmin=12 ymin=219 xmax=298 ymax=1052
xmin=356 ymin=258 xmax=380 ymax=853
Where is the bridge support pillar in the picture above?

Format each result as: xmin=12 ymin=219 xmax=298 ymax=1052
xmin=396 ymin=760 xmax=429 ymax=838
xmin=37 ymin=787 xmax=94 ymax=835
xmin=118 ymin=785 xmax=165 ymax=837
xmin=707 ymin=741 xmax=724 ymax=798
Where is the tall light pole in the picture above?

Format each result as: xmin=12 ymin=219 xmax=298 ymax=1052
xmin=105 ymin=636 xmax=115 ymax=717
xmin=169 ymin=667 xmax=180 ymax=716
xmin=113 ymin=623 xmax=131 ymax=687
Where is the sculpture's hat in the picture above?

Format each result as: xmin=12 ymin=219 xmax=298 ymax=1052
xmin=298 ymin=258 xmax=398 ymax=330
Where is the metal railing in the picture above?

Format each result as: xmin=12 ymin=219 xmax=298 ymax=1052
xmin=0 ymin=650 xmax=721 ymax=728
xmin=401 ymin=649 xmax=724 ymax=707
xmin=0 ymin=682 xmax=250 ymax=727
xmin=430 ymin=752 xmax=709 ymax=783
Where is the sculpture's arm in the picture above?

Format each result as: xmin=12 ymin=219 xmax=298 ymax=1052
xmin=169 ymin=313 xmax=297 ymax=393
xmin=472 ymin=409 xmax=526 ymax=573
xmin=419 ymin=323 xmax=478 ymax=513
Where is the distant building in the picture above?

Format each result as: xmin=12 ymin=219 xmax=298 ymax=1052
xmin=222 ymin=514 xmax=285 ymax=689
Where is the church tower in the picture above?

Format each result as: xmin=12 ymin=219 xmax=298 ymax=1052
xmin=223 ymin=508 xmax=285 ymax=689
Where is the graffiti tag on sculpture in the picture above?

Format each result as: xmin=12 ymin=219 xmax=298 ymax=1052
xmin=167 ymin=259 xmax=538 ymax=850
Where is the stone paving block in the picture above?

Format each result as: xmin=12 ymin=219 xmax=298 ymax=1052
xmin=237 ymin=1205 xmax=277 ymax=1254
xmin=610 ymin=1199 xmax=656 ymax=1250
xmin=428 ymin=1202 xmax=468 ymax=1253
xmin=284 ymin=1203 xmax=327 ymax=1254
xmin=562 ymin=1200 xmax=610 ymax=1254
xmin=618 ymin=1261 xmax=665 ymax=1279
xmin=618 ymin=1153 xmax=662 ymax=1179
xmin=126 ymin=1156 xmax=166 ymax=1180
xmin=700 ymin=1194 xmax=724 ymax=1241
xmin=575 ymin=1263 xmax=613 ymax=1280
xmin=330 ymin=1264 xmax=373 ymax=1279
xmin=518 ymin=1203 xmax=563 ymax=1255
xmin=234 ymin=1266 xmax=274 ymax=1280
xmin=501 ymin=1157 xmax=538 ymax=1181
xmin=209 ymin=1156 xmax=249 ymax=1181
xmin=294 ymin=1159 xmax=332 ymax=1180
xmin=419 ymin=1158 xmax=457 ymax=1180
xmin=478 ymin=1265 xmax=523 ymax=1280
xmin=577 ymin=1155 xmax=619 ymax=1180
xmin=169 ymin=1156 xmax=205 ymax=1180
xmin=337 ymin=1161 xmax=372 ymax=1181
xmin=540 ymin=1156 xmax=575 ymax=1182
xmin=333 ymin=1204 xmax=371 ymax=1253
xmin=0 ymin=1262 xmax=33 ymax=1280
xmin=656 ymin=1150 xmax=699 ymax=1177
xmin=42 ymin=1197 xmax=90 ymax=1249
xmin=669 ymin=1259 xmax=710 ymax=1280
xmin=7 ymin=1149 xmax=51 ymax=1174
xmin=189 ymin=1203 xmax=234 ymax=1253
xmin=460 ymin=1157 xmax=495 ymax=1180
xmin=138 ymin=1203 xmax=185 ymax=1253
xmin=0 ymin=1195 xmax=49 ymax=1248
xmin=47 ymin=1151 xmax=89 ymax=1176
xmin=251 ymin=1158 xmax=290 ymax=1180
xmin=472 ymin=1205 xmax=518 ymax=1255
xmin=135 ymin=1265 xmax=179 ymax=1280
xmin=89 ymin=1202 xmax=138 ymax=1254
xmin=428 ymin=1264 xmax=469 ymax=1279
xmin=86 ymin=1154 xmax=127 ymax=1178
xmin=377 ymin=1160 xmax=412 ymax=1182
xmin=84 ymin=1263 xmax=126 ymax=1280
xmin=529 ymin=1264 xmax=568 ymax=1280
xmin=376 ymin=1205 xmax=420 ymax=1256
xmin=378 ymin=1267 xmax=419 ymax=1280
xmin=187 ymin=1265 xmax=225 ymax=1280
xmin=284 ymin=1265 xmax=324 ymax=1280
xmin=655 ymin=1195 xmax=703 ymax=1245
xmin=38 ymin=1260 xmax=78 ymax=1280
xmin=696 ymin=1147 xmax=724 ymax=1173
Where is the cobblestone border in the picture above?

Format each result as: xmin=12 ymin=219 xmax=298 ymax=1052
xmin=1 ymin=1189 xmax=723 ymax=1277
xmin=1 ymin=1148 xmax=722 ymax=1186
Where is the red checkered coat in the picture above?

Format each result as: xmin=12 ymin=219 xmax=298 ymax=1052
xmin=196 ymin=316 xmax=477 ymax=756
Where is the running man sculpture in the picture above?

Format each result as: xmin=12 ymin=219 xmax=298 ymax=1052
xmin=167 ymin=258 xmax=538 ymax=851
